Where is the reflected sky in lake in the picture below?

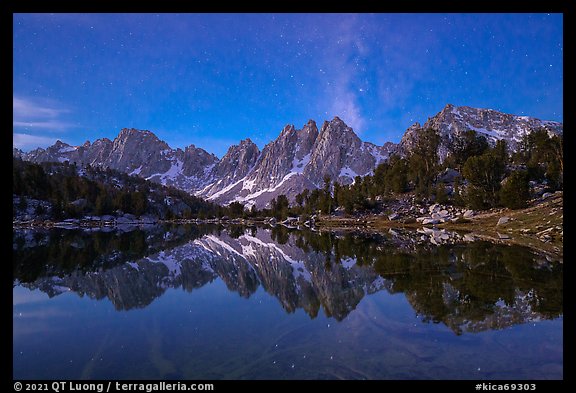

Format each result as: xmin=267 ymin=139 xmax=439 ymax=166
xmin=13 ymin=225 xmax=562 ymax=379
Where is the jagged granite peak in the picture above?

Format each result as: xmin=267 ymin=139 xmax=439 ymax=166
xmin=13 ymin=148 xmax=24 ymax=159
xmin=426 ymin=104 xmax=563 ymax=138
xmin=106 ymin=130 xmax=218 ymax=191
xmin=204 ymin=117 xmax=393 ymax=208
xmin=23 ymin=139 xmax=81 ymax=164
xmin=304 ymin=117 xmax=363 ymax=184
xmin=399 ymin=104 xmax=563 ymax=161
xmin=199 ymin=138 xmax=260 ymax=196
xmin=249 ymin=120 xmax=318 ymax=189
xmin=399 ymin=122 xmax=422 ymax=143
xmin=216 ymin=138 xmax=260 ymax=179
xmin=106 ymin=128 xmax=173 ymax=175
xmin=304 ymin=117 xmax=392 ymax=186
xmin=202 ymin=120 xmax=321 ymax=206
xmin=20 ymin=128 xmax=219 ymax=193
xmin=83 ymin=138 xmax=113 ymax=166
xmin=199 ymin=120 xmax=320 ymax=204
xmin=295 ymin=120 xmax=318 ymax=160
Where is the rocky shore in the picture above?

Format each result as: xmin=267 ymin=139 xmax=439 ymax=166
xmin=13 ymin=191 xmax=563 ymax=259
xmin=316 ymin=191 xmax=563 ymax=259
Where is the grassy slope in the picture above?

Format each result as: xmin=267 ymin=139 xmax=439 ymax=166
xmin=316 ymin=192 xmax=563 ymax=258
xmin=442 ymin=192 xmax=563 ymax=257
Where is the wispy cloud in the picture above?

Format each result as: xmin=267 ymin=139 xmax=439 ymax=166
xmin=330 ymin=89 xmax=365 ymax=132
xmin=13 ymin=96 xmax=77 ymax=150
xmin=318 ymin=15 xmax=368 ymax=133
xmin=13 ymin=133 xmax=59 ymax=150
xmin=13 ymin=96 xmax=74 ymax=131
xmin=13 ymin=120 xmax=74 ymax=129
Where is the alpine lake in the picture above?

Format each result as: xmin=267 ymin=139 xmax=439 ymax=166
xmin=13 ymin=223 xmax=562 ymax=380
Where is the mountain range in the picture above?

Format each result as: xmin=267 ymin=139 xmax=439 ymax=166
xmin=14 ymin=104 xmax=563 ymax=208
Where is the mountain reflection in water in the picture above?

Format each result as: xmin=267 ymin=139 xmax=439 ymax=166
xmin=13 ymin=225 xmax=562 ymax=335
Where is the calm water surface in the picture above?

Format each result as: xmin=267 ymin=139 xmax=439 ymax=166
xmin=13 ymin=225 xmax=563 ymax=379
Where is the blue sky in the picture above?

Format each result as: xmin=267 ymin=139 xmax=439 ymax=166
xmin=13 ymin=13 xmax=563 ymax=157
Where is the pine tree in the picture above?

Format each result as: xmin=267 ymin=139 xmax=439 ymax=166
xmin=448 ymin=130 xmax=489 ymax=171
xmin=271 ymin=195 xmax=289 ymax=220
xmin=500 ymin=171 xmax=530 ymax=209
xmin=408 ymin=128 xmax=440 ymax=196
xmin=462 ymin=143 xmax=507 ymax=209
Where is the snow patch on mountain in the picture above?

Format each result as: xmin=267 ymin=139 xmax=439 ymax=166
xmin=235 ymin=172 xmax=297 ymax=203
xmin=204 ymin=235 xmax=245 ymax=258
xmin=147 ymin=251 xmax=181 ymax=275
xmin=58 ymin=145 xmax=77 ymax=153
xmin=339 ymin=166 xmax=359 ymax=181
xmin=291 ymin=153 xmax=311 ymax=174
xmin=207 ymin=179 xmax=245 ymax=201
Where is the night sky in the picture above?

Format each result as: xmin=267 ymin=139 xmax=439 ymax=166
xmin=13 ymin=13 xmax=563 ymax=157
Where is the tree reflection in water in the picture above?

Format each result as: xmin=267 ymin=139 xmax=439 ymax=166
xmin=14 ymin=225 xmax=562 ymax=334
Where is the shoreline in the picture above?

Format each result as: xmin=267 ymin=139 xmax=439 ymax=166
xmin=315 ymin=192 xmax=563 ymax=259
xmin=13 ymin=193 xmax=562 ymax=259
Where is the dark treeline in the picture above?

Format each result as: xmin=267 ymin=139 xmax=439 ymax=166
xmin=13 ymin=158 xmax=226 ymax=220
xmin=13 ymin=224 xmax=219 ymax=283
